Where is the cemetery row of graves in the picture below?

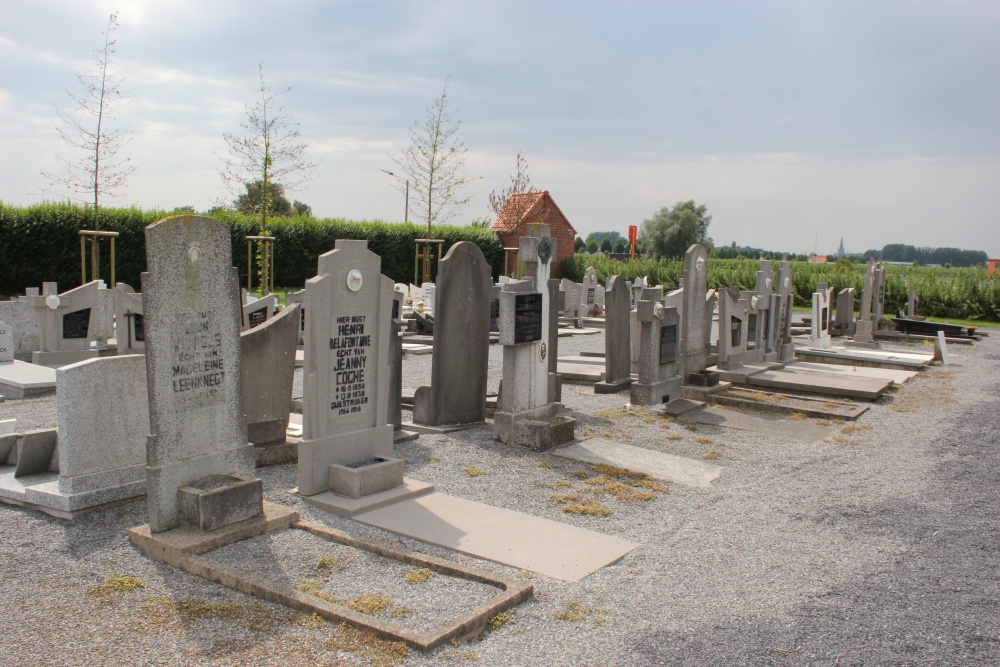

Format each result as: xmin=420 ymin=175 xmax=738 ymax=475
xmin=0 ymin=214 xmax=983 ymax=653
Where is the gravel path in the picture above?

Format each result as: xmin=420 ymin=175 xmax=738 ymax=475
xmin=1 ymin=329 xmax=997 ymax=666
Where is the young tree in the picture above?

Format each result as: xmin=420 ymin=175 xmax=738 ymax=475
xmin=574 ymin=237 xmax=586 ymax=253
xmin=217 ymin=63 xmax=316 ymax=234
xmin=39 ymin=12 xmax=135 ymax=230
xmin=391 ymin=80 xmax=471 ymax=231
xmin=488 ymin=150 xmax=532 ymax=220
xmin=600 ymin=238 xmax=613 ymax=253
xmin=639 ymin=200 xmax=714 ymax=260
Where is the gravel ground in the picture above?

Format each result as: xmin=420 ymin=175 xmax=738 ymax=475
xmin=1 ymin=328 xmax=998 ymax=666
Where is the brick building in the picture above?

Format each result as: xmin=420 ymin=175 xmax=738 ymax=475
xmin=492 ymin=191 xmax=577 ymax=275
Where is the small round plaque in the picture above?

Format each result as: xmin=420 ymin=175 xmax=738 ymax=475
xmin=696 ymin=257 xmax=706 ymax=272
xmin=346 ymin=269 xmax=363 ymax=292
xmin=188 ymin=245 xmax=203 ymax=262
xmin=45 ymin=295 xmax=61 ymax=310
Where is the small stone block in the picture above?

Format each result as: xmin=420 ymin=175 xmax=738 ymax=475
xmin=328 ymin=456 xmax=404 ymax=499
xmin=511 ymin=415 xmax=577 ymax=452
xmin=178 ymin=474 xmax=263 ymax=531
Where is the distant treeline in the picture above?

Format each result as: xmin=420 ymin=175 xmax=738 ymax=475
xmin=857 ymin=244 xmax=988 ymax=268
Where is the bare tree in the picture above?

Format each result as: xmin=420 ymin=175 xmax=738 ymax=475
xmin=488 ymin=150 xmax=533 ymax=220
xmin=391 ymin=80 xmax=471 ymax=231
xmin=39 ymin=12 xmax=135 ymax=229
xmin=217 ymin=63 xmax=316 ymax=233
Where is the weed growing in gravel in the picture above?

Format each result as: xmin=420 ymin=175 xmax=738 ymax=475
xmin=597 ymin=407 xmax=643 ymax=419
xmin=537 ymin=460 xmax=555 ymax=468
xmin=404 ymin=568 xmax=433 ymax=584
xmin=572 ymin=470 xmax=590 ymax=479
xmin=147 ymin=596 xmax=288 ymax=631
xmin=554 ymin=600 xmax=592 ymax=622
xmin=388 ymin=606 xmax=417 ymax=619
xmin=642 ymin=415 xmax=659 ymax=423
xmin=316 ymin=556 xmax=343 ymax=571
xmin=814 ymin=419 xmax=831 ymax=426
xmin=787 ymin=412 xmax=808 ymax=420
xmin=827 ymin=436 xmax=849 ymax=443
xmin=329 ymin=622 xmax=409 ymax=666
xmin=841 ymin=424 xmax=869 ymax=434
xmin=427 ymin=455 xmax=442 ymax=462
xmin=464 ymin=466 xmax=492 ymax=477
xmin=666 ymin=433 xmax=683 ymax=441
xmin=659 ymin=422 xmax=671 ymax=429
xmin=295 ymin=579 xmax=342 ymax=604
xmin=695 ymin=437 xmax=713 ymax=444
xmin=486 ymin=609 xmax=515 ymax=632
xmin=684 ymin=423 xmax=698 ymax=431
xmin=348 ymin=594 xmax=394 ymax=616
xmin=298 ymin=613 xmax=326 ymax=629
xmin=703 ymin=450 xmax=719 ymax=460
xmin=551 ymin=493 xmax=613 ymax=517
xmin=88 ymin=573 xmax=145 ymax=598
xmin=442 ymin=647 xmax=479 ymax=661
xmin=551 ymin=480 xmax=573 ymax=489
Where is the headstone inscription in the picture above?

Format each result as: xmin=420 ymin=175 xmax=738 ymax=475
xmin=114 ymin=283 xmax=145 ymax=354
xmin=629 ymin=287 xmax=682 ymax=406
xmin=298 ymin=239 xmax=405 ymax=501
xmin=241 ymin=303 xmax=300 ymax=466
xmin=595 ymin=275 xmax=634 ymax=394
xmin=413 ymin=242 xmax=492 ymax=428
xmin=0 ymin=320 xmax=11 ymax=363
xmin=494 ymin=226 xmax=575 ymax=451
xmin=241 ymin=293 xmax=276 ymax=331
xmin=140 ymin=216 xmax=260 ymax=533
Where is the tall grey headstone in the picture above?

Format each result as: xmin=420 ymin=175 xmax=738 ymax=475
xmin=298 ymin=239 xmax=400 ymax=499
xmin=833 ymin=287 xmax=856 ymax=336
xmin=595 ymin=276 xmax=633 ymax=393
xmin=141 ymin=216 xmax=259 ymax=533
xmin=775 ymin=261 xmax=796 ymax=361
xmin=413 ymin=242 xmax=492 ymax=427
xmin=629 ymin=287 xmax=682 ymax=405
xmin=809 ymin=286 xmax=832 ymax=348
xmin=678 ymin=245 xmax=714 ymax=383
xmin=547 ymin=278 xmax=562 ymax=403
xmin=241 ymin=303 xmax=299 ymax=465
xmin=717 ymin=288 xmax=749 ymax=370
xmin=853 ymin=261 xmax=877 ymax=345
xmin=907 ymin=285 xmax=920 ymax=319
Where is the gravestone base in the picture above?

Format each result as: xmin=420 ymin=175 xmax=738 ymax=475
xmin=0 ymin=360 xmax=57 ymax=399
xmin=779 ymin=342 xmax=796 ymax=362
xmin=393 ymin=429 xmax=420 ymax=444
xmin=297 ymin=425 xmax=394 ymax=497
xmin=494 ymin=403 xmax=576 ymax=452
xmin=844 ymin=339 xmax=879 ymax=350
xmin=681 ymin=381 xmax=732 ymax=402
xmin=329 ymin=456 xmax=404 ymax=499
xmin=31 ymin=349 xmax=100 ymax=369
xmin=629 ymin=375 xmax=682 ymax=407
xmin=254 ymin=441 xmax=298 ymax=467
xmin=594 ymin=377 xmax=634 ymax=394
xmin=405 ymin=420 xmax=486 ymax=435
xmin=178 ymin=474 xmax=263 ymax=532
xmin=298 ymin=477 xmax=435 ymax=518
xmin=686 ymin=369 xmax=721 ymax=387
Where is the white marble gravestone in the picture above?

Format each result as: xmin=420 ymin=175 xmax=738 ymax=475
xmin=141 ymin=216 xmax=259 ymax=533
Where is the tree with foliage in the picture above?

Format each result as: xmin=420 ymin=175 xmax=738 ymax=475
xmin=613 ymin=238 xmax=626 ymax=253
xmin=586 ymin=231 xmax=621 ymax=246
xmin=488 ymin=150 xmax=532 ymax=220
xmin=39 ymin=12 xmax=135 ymax=232
xmin=217 ymin=63 xmax=316 ymax=234
xmin=574 ymin=237 xmax=586 ymax=253
xmin=234 ymin=180 xmax=293 ymax=216
xmin=586 ymin=238 xmax=598 ymax=254
xmin=600 ymin=238 xmax=613 ymax=253
xmin=292 ymin=200 xmax=312 ymax=217
xmin=391 ymin=80 xmax=471 ymax=231
xmin=639 ymin=200 xmax=714 ymax=260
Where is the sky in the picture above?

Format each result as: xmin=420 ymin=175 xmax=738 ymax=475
xmin=1 ymin=0 xmax=998 ymax=257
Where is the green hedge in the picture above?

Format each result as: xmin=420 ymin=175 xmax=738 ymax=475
xmin=0 ymin=203 xmax=503 ymax=294
xmin=561 ymin=253 xmax=1000 ymax=322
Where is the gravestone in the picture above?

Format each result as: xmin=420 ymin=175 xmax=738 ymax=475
xmin=285 ymin=288 xmax=306 ymax=345
xmin=141 ymin=216 xmax=260 ymax=533
xmin=629 ymin=287 xmax=682 ymax=406
xmin=809 ymin=285 xmax=833 ymax=348
xmin=872 ymin=262 xmax=886 ymax=325
xmin=490 ymin=284 xmax=501 ymax=333
xmin=595 ymin=276 xmax=634 ymax=393
xmin=495 ymin=226 xmax=575 ymax=451
xmin=412 ymin=242 xmax=492 ymax=429
xmin=833 ymin=288 xmax=856 ymax=336
xmin=744 ymin=262 xmax=773 ymax=363
xmin=30 ymin=281 xmax=115 ymax=367
xmin=579 ymin=268 xmax=605 ymax=316
xmin=547 ymin=278 xmax=562 ymax=403
xmin=559 ymin=278 xmax=582 ymax=320
xmin=388 ymin=289 xmax=416 ymax=442
xmin=775 ymin=262 xmax=796 ymax=361
xmin=631 ymin=276 xmax=648 ymax=306
xmin=298 ymin=239 xmax=421 ymax=507
xmin=114 ymin=283 xmax=146 ymax=354
xmin=0 ymin=292 xmax=38 ymax=359
xmin=717 ymin=288 xmax=749 ymax=370
xmin=241 ymin=304 xmax=300 ymax=466
xmin=907 ymin=285 xmax=923 ymax=320
xmin=678 ymin=245 xmax=718 ymax=385
xmin=852 ymin=261 xmax=877 ymax=346
xmin=0 ymin=320 xmax=11 ymax=363
xmin=242 ymin=293 xmax=276 ymax=331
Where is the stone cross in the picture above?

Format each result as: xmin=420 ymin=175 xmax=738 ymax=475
xmin=141 ymin=216 xmax=258 ymax=533
xmin=413 ymin=241 xmax=492 ymax=427
xmin=629 ymin=287 xmax=681 ymax=406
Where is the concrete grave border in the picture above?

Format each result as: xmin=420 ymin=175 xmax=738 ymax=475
xmin=129 ymin=501 xmax=532 ymax=651
xmin=704 ymin=388 xmax=869 ymax=421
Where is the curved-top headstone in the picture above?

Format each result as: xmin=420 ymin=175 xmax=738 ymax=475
xmin=413 ymin=241 xmax=491 ymax=426
xmin=141 ymin=215 xmax=254 ymax=532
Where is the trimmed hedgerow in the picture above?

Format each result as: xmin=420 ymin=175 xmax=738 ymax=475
xmin=0 ymin=203 xmax=502 ymax=294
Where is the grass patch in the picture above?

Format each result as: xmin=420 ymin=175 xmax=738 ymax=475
xmin=703 ymin=450 xmax=719 ymax=460
xmin=388 ymin=606 xmax=417 ymax=620
xmin=464 ymin=466 xmax=492 ymax=477
xmin=814 ymin=419 xmax=831 ymax=426
xmin=316 ymin=556 xmax=342 ymax=571
xmin=827 ymin=436 xmax=849 ymax=443
xmin=537 ymin=460 xmax=555 ymax=468
xmin=666 ymin=433 xmax=683 ymax=441
xmin=572 ymin=470 xmax=590 ymax=479
xmin=695 ymin=437 xmax=713 ymax=444
xmin=295 ymin=579 xmax=342 ymax=605
xmin=596 ymin=407 xmax=643 ymax=419
xmin=551 ymin=479 xmax=573 ymax=489
xmin=683 ymin=423 xmax=699 ymax=431
xmin=554 ymin=601 xmax=593 ymax=622
xmin=348 ymin=594 xmax=394 ymax=616
xmin=298 ymin=613 xmax=326 ymax=629
xmin=328 ymin=623 xmax=409 ymax=667
xmin=88 ymin=573 xmax=145 ymax=598
xmin=403 ymin=568 xmax=434 ymax=584
xmin=841 ymin=424 xmax=870 ymax=434
xmin=787 ymin=412 xmax=808 ymax=420
xmin=147 ymin=595 xmax=289 ymax=631
xmin=486 ymin=609 xmax=515 ymax=632
xmin=427 ymin=455 xmax=441 ymax=462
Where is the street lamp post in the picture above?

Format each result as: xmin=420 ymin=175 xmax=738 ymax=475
xmin=380 ymin=169 xmax=409 ymax=223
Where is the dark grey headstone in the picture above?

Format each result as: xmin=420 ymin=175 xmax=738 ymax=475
xmin=241 ymin=304 xmax=299 ymax=447
xmin=604 ymin=276 xmax=631 ymax=383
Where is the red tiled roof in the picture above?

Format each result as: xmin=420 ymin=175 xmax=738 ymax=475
xmin=491 ymin=190 xmax=577 ymax=235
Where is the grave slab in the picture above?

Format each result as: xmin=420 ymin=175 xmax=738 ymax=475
xmin=746 ymin=369 xmax=891 ymax=400
xmin=783 ymin=361 xmax=918 ymax=385
xmin=683 ymin=406 xmax=838 ymax=442
xmin=354 ymin=492 xmax=638 ymax=582
xmin=554 ymin=437 xmax=720 ymax=487
xmin=794 ymin=344 xmax=933 ymax=370
xmin=556 ymin=362 xmax=605 ymax=383
xmin=0 ymin=360 xmax=57 ymax=399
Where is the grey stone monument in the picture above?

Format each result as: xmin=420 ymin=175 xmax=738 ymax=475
xmin=629 ymin=287 xmax=682 ymax=406
xmin=547 ymin=278 xmax=562 ymax=403
xmin=0 ymin=320 xmax=11 ymax=363
xmin=775 ymin=261 xmax=796 ymax=361
xmin=0 ymin=292 xmax=39 ymax=359
xmin=833 ymin=288 xmax=856 ymax=336
xmin=494 ymin=226 xmax=575 ymax=451
xmin=141 ymin=216 xmax=260 ymax=533
xmin=852 ymin=261 xmax=877 ymax=346
xmin=114 ymin=283 xmax=145 ymax=354
xmin=678 ymin=245 xmax=718 ymax=385
xmin=595 ymin=275 xmax=634 ymax=394
xmin=241 ymin=303 xmax=300 ymax=466
xmin=809 ymin=285 xmax=833 ymax=348
xmin=906 ymin=285 xmax=923 ymax=320
xmin=242 ymin=293 xmax=277 ymax=331
xmin=285 ymin=288 xmax=306 ymax=345
xmin=412 ymin=242 xmax=492 ymax=429
xmin=30 ymin=281 xmax=115 ymax=368
xmin=717 ymin=288 xmax=749 ymax=370
xmin=872 ymin=262 xmax=886 ymax=325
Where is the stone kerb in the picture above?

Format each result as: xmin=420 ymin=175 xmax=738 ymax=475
xmin=413 ymin=242 xmax=491 ymax=427
xmin=299 ymin=239 xmax=394 ymax=497
xmin=141 ymin=215 xmax=257 ymax=533
xmin=241 ymin=303 xmax=300 ymax=462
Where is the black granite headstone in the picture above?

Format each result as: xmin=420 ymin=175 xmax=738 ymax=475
xmin=62 ymin=308 xmax=91 ymax=339
xmin=514 ymin=292 xmax=543 ymax=344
